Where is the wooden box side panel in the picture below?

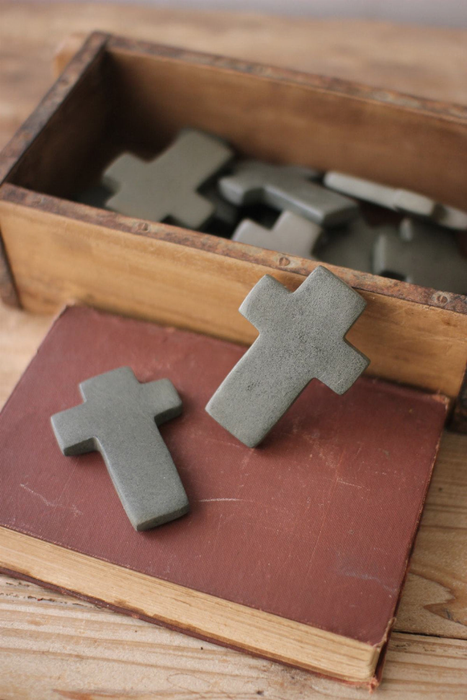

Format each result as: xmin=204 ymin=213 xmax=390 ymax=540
xmin=0 ymin=32 xmax=114 ymax=308
xmin=107 ymin=42 xmax=467 ymax=209
xmin=0 ymin=198 xmax=466 ymax=401
xmin=2 ymin=33 xmax=115 ymax=200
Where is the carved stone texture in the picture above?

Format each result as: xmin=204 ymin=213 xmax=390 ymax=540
xmin=206 ymin=266 xmax=369 ymax=447
xmin=51 ymin=367 xmax=189 ymax=531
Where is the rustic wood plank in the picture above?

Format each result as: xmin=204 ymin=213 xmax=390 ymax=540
xmin=0 ymin=573 xmax=466 ymax=699
xmin=1 ymin=198 xmax=466 ymax=400
xmin=396 ymin=432 xmax=467 ymax=640
xmin=2 ymin=3 xmax=467 ymax=158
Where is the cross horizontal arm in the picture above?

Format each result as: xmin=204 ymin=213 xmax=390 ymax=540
xmin=50 ymin=402 xmax=96 ymax=456
xmin=239 ymin=274 xmax=291 ymax=332
xmin=172 ymin=190 xmax=215 ymax=230
xmin=142 ymin=379 xmax=183 ymax=426
xmin=316 ymin=340 xmax=370 ymax=395
xmin=218 ymin=165 xmax=265 ymax=205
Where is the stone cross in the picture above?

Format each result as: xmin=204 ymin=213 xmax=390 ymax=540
xmin=232 ymin=210 xmax=322 ymax=258
xmin=74 ymin=182 xmax=113 ymax=209
xmin=317 ymin=216 xmax=398 ymax=273
xmin=219 ymin=161 xmax=358 ymax=226
xmin=206 ymin=266 xmax=370 ymax=447
xmin=104 ymin=128 xmax=233 ymax=229
xmin=324 ymin=171 xmax=436 ymax=217
xmin=373 ymin=218 xmax=467 ymax=295
xmin=51 ymin=367 xmax=189 ymax=531
xmin=435 ymin=205 xmax=467 ymax=231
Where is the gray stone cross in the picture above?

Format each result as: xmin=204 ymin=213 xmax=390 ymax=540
xmin=324 ymin=172 xmax=467 ymax=230
xmin=51 ymin=367 xmax=189 ymax=531
xmin=373 ymin=218 xmax=467 ymax=295
xmin=219 ymin=161 xmax=358 ymax=227
xmin=104 ymin=129 xmax=233 ymax=229
xmin=317 ymin=216 xmax=398 ymax=273
xmin=232 ymin=210 xmax=322 ymax=258
xmin=206 ymin=266 xmax=370 ymax=447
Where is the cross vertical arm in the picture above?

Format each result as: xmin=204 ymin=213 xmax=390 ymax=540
xmin=97 ymin=418 xmax=189 ymax=531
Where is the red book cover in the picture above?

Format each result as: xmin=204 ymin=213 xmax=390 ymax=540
xmin=0 ymin=306 xmax=448 ymax=685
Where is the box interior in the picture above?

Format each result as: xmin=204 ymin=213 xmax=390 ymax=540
xmin=0 ymin=37 xmax=466 ymax=421
xmin=5 ymin=44 xmax=467 ymax=211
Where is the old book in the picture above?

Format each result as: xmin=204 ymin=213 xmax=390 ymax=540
xmin=0 ymin=306 xmax=448 ymax=687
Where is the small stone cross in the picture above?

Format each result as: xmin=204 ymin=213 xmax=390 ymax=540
xmin=232 ymin=210 xmax=322 ymax=258
xmin=435 ymin=205 xmax=467 ymax=231
xmin=219 ymin=161 xmax=358 ymax=226
xmin=324 ymin=171 xmax=436 ymax=217
xmin=373 ymin=218 xmax=467 ymax=295
xmin=206 ymin=266 xmax=370 ymax=447
xmin=51 ymin=367 xmax=189 ymax=531
xmin=104 ymin=129 xmax=233 ymax=229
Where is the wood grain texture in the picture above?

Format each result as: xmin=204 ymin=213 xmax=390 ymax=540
xmin=1 ymin=197 xmax=466 ymax=401
xmin=0 ymin=573 xmax=466 ymax=700
xmin=0 ymin=528 xmax=380 ymax=684
xmin=0 ymin=4 xmax=466 ymax=697
xmin=396 ymin=432 xmax=467 ymax=641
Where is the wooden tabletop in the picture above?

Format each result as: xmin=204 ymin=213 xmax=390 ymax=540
xmin=1 ymin=3 xmax=466 ymax=697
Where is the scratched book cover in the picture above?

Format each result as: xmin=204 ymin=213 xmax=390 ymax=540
xmin=0 ymin=306 xmax=447 ymax=650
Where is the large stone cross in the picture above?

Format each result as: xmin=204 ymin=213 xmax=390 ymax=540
xmin=206 ymin=266 xmax=370 ymax=447
xmin=51 ymin=367 xmax=189 ymax=531
xmin=219 ymin=161 xmax=358 ymax=226
xmin=104 ymin=129 xmax=233 ymax=229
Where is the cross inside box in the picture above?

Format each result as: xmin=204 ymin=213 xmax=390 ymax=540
xmin=76 ymin=127 xmax=467 ymax=295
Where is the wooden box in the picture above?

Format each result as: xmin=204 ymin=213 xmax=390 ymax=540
xmin=0 ymin=32 xmax=466 ymax=428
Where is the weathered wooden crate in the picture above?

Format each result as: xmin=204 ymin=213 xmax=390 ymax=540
xmin=0 ymin=32 xmax=466 ymax=427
